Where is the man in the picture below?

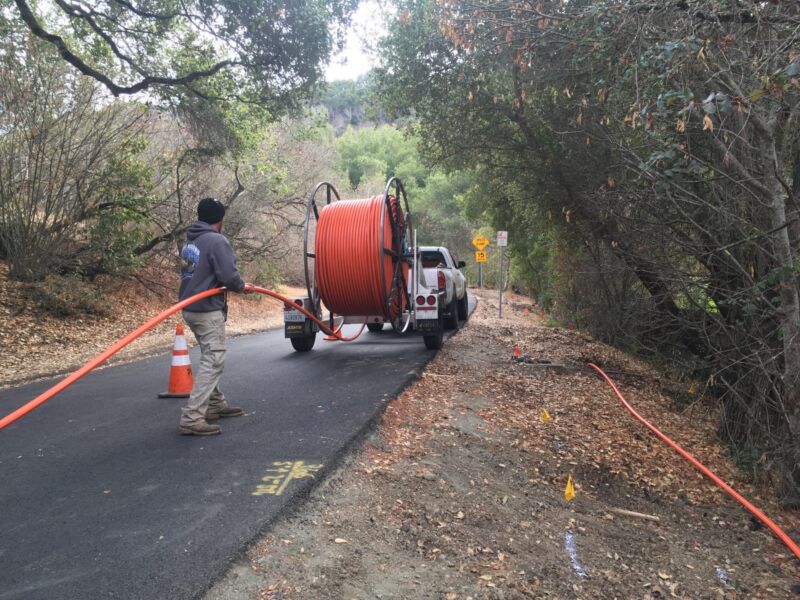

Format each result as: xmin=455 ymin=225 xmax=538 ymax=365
xmin=178 ymin=197 xmax=254 ymax=436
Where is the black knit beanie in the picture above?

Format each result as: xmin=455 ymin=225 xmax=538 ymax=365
xmin=197 ymin=197 xmax=225 ymax=224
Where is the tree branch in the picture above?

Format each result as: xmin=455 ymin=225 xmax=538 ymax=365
xmin=13 ymin=0 xmax=236 ymax=96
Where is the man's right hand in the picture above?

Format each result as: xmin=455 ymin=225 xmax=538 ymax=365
xmin=243 ymin=283 xmax=255 ymax=294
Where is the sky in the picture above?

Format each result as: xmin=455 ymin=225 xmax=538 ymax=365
xmin=325 ymin=0 xmax=387 ymax=81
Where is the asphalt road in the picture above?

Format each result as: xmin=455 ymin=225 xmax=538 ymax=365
xmin=0 ymin=296 xmax=474 ymax=600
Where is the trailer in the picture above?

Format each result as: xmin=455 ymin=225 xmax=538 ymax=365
xmin=283 ymin=178 xmax=447 ymax=351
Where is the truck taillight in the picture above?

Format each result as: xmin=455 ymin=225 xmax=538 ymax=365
xmin=416 ymin=295 xmax=425 ymax=305
xmin=427 ymin=295 xmax=436 ymax=305
xmin=437 ymin=272 xmax=446 ymax=289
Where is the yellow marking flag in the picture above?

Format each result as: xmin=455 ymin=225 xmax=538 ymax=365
xmin=564 ymin=473 xmax=576 ymax=501
xmin=540 ymin=409 xmax=551 ymax=423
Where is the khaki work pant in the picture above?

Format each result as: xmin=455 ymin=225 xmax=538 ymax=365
xmin=180 ymin=309 xmax=230 ymax=426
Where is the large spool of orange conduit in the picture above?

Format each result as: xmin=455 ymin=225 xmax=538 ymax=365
xmin=315 ymin=195 xmax=408 ymax=322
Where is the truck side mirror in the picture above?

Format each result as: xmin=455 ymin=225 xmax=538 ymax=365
xmin=457 ymin=260 xmax=466 ymax=268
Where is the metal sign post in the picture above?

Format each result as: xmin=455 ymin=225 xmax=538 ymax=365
xmin=475 ymin=250 xmax=487 ymax=288
xmin=497 ymin=231 xmax=508 ymax=317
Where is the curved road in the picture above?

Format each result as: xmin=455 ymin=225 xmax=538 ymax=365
xmin=0 ymin=297 xmax=473 ymax=600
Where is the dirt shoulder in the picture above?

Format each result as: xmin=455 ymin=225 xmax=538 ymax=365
xmin=0 ymin=262 xmax=302 ymax=389
xmin=206 ymin=289 xmax=799 ymax=600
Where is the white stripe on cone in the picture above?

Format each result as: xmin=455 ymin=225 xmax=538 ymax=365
xmin=171 ymin=355 xmax=191 ymax=366
xmin=174 ymin=335 xmax=188 ymax=351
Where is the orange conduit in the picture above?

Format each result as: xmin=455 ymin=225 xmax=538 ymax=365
xmin=588 ymin=363 xmax=800 ymax=562
xmin=316 ymin=196 xmax=408 ymax=320
xmin=0 ymin=286 xmax=362 ymax=431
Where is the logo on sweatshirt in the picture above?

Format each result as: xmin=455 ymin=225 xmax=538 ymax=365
xmin=180 ymin=243 xmax=200 ymax=279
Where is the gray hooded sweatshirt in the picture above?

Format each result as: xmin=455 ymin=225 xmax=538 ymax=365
xmin=179 ymin=221 xmax=245 ymax=312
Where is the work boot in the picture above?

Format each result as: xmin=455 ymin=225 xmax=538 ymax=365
xmin=179 ymin=421 xmax=221 ymax=436
xmin=205 ymin=406 xmax=244 ymax=420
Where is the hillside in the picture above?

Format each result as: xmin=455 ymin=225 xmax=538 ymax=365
xmin=0 ymin=262 xmax=297 ymax=389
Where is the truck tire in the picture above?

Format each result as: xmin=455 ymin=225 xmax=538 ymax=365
xmin=290 ymin=334 xmax=316 ymax=352
xmin=444 ymin=298 xmax=460 ymax=330
xmin=367 ymin=323 xmax=384 ymax=333
xmin=458 ymin=293 xmax=469 ymax=321
xmin=423 ymin=311 xmax=444 ymax=350
xmin=423 ymin=329 xmax=444 ymax=350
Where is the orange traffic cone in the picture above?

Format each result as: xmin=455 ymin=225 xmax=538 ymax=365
xmin=158 ymin=323 xmax=194 ymax=398
xmin=513 ymin=344 xmax=522 ymax=358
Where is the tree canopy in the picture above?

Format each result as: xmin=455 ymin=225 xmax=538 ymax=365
xmin=376 ymin=0 xmax=800 ymax=496
xmin=7 ymin=0 xmax=356 ymax=104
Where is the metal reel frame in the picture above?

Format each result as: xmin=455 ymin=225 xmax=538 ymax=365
xmin=303 ymin=182 xmax=341 ymax=327
xmin=379 ymin=177 xmax=414 ymax=334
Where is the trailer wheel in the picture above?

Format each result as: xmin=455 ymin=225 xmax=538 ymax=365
xmin=367 ymin=323 xmax=384 ymax=333
xmin=444 ymin=299 xmax=460 ymax=330
xmin=290 ymin=334 xmax=316 ymax=352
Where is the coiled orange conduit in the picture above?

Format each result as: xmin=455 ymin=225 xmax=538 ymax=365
xmin=0 ymin=286 xmax=358 ymax=430
xmin=589 ymin=362 xmax=800 ymax=562
xmin=316 ymin=196 xmax=407 ymax=321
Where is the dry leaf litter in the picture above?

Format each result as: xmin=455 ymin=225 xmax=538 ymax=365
xmin=205 ymin=289 xmax=800 ymax=600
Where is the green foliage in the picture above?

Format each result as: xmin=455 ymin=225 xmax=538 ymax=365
xmin=318 ymin=78 xmax=370 ymax=129
xmin=335 ymin=125 xmax=426 ymax=192
xmin=86 ymin=137 xmax=154 ymax=276
xmin=374 ymin=0 xmax=800 ymax=493
xmin=9 ymin=0 xmax=357 ymax=105
xmin=0 ymin=31 xmax=154 ymax=281
xmin=250 ymin=259 xmax=284 ymax=290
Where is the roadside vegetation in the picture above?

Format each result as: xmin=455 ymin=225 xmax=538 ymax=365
xmin=374 ymin=0 xmax=800 ymax=502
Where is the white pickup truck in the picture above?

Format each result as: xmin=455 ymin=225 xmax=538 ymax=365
xmin=420 ymin=246 xmax=468 ymax=330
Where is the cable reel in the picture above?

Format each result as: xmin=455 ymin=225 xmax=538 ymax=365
xmin=300 ymin=179 xmax=414 ymax=337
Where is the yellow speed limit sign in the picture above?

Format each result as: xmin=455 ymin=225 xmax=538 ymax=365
xmin=472 ymin=236 xmax=489 ymax=250
xmin=475 ymin=250 xmax=488 ymax=263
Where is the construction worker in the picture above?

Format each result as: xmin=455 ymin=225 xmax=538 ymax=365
xmin=178 ymin=197 xmax=254 ymax=436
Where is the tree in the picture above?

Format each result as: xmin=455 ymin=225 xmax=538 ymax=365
xmin=376 ymin=0 xmax=800 ymax=497
xmin=0 ymin=32 xmax=151 ymax=281
xmin=7 ymin=0 xmax=356 ymax=105
xmin=335 ymin=125 xmax=426 ymax=191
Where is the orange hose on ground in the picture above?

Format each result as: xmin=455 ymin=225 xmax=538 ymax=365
xmin=588 ymin=362 xmax=800 ymax=562
xmin=0 ymin=286 xmax=362 ymax=430
xmin=316 ymin=196 xmax=408 ymax=321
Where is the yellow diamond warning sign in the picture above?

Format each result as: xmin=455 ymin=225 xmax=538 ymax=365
xmin=475 ymin=250 xmax=487 ymax=263
xmin=472 ymin=236 xmax=489 ymax=250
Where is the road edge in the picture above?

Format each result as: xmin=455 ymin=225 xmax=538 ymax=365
xmin=196 ymin=293 xmax=478 ymax=600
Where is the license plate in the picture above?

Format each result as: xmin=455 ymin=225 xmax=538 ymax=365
xmin=284 ymin=312 xmax=305 ymax=322
xmin=416 ymin=319 xmax=438 ymax=332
